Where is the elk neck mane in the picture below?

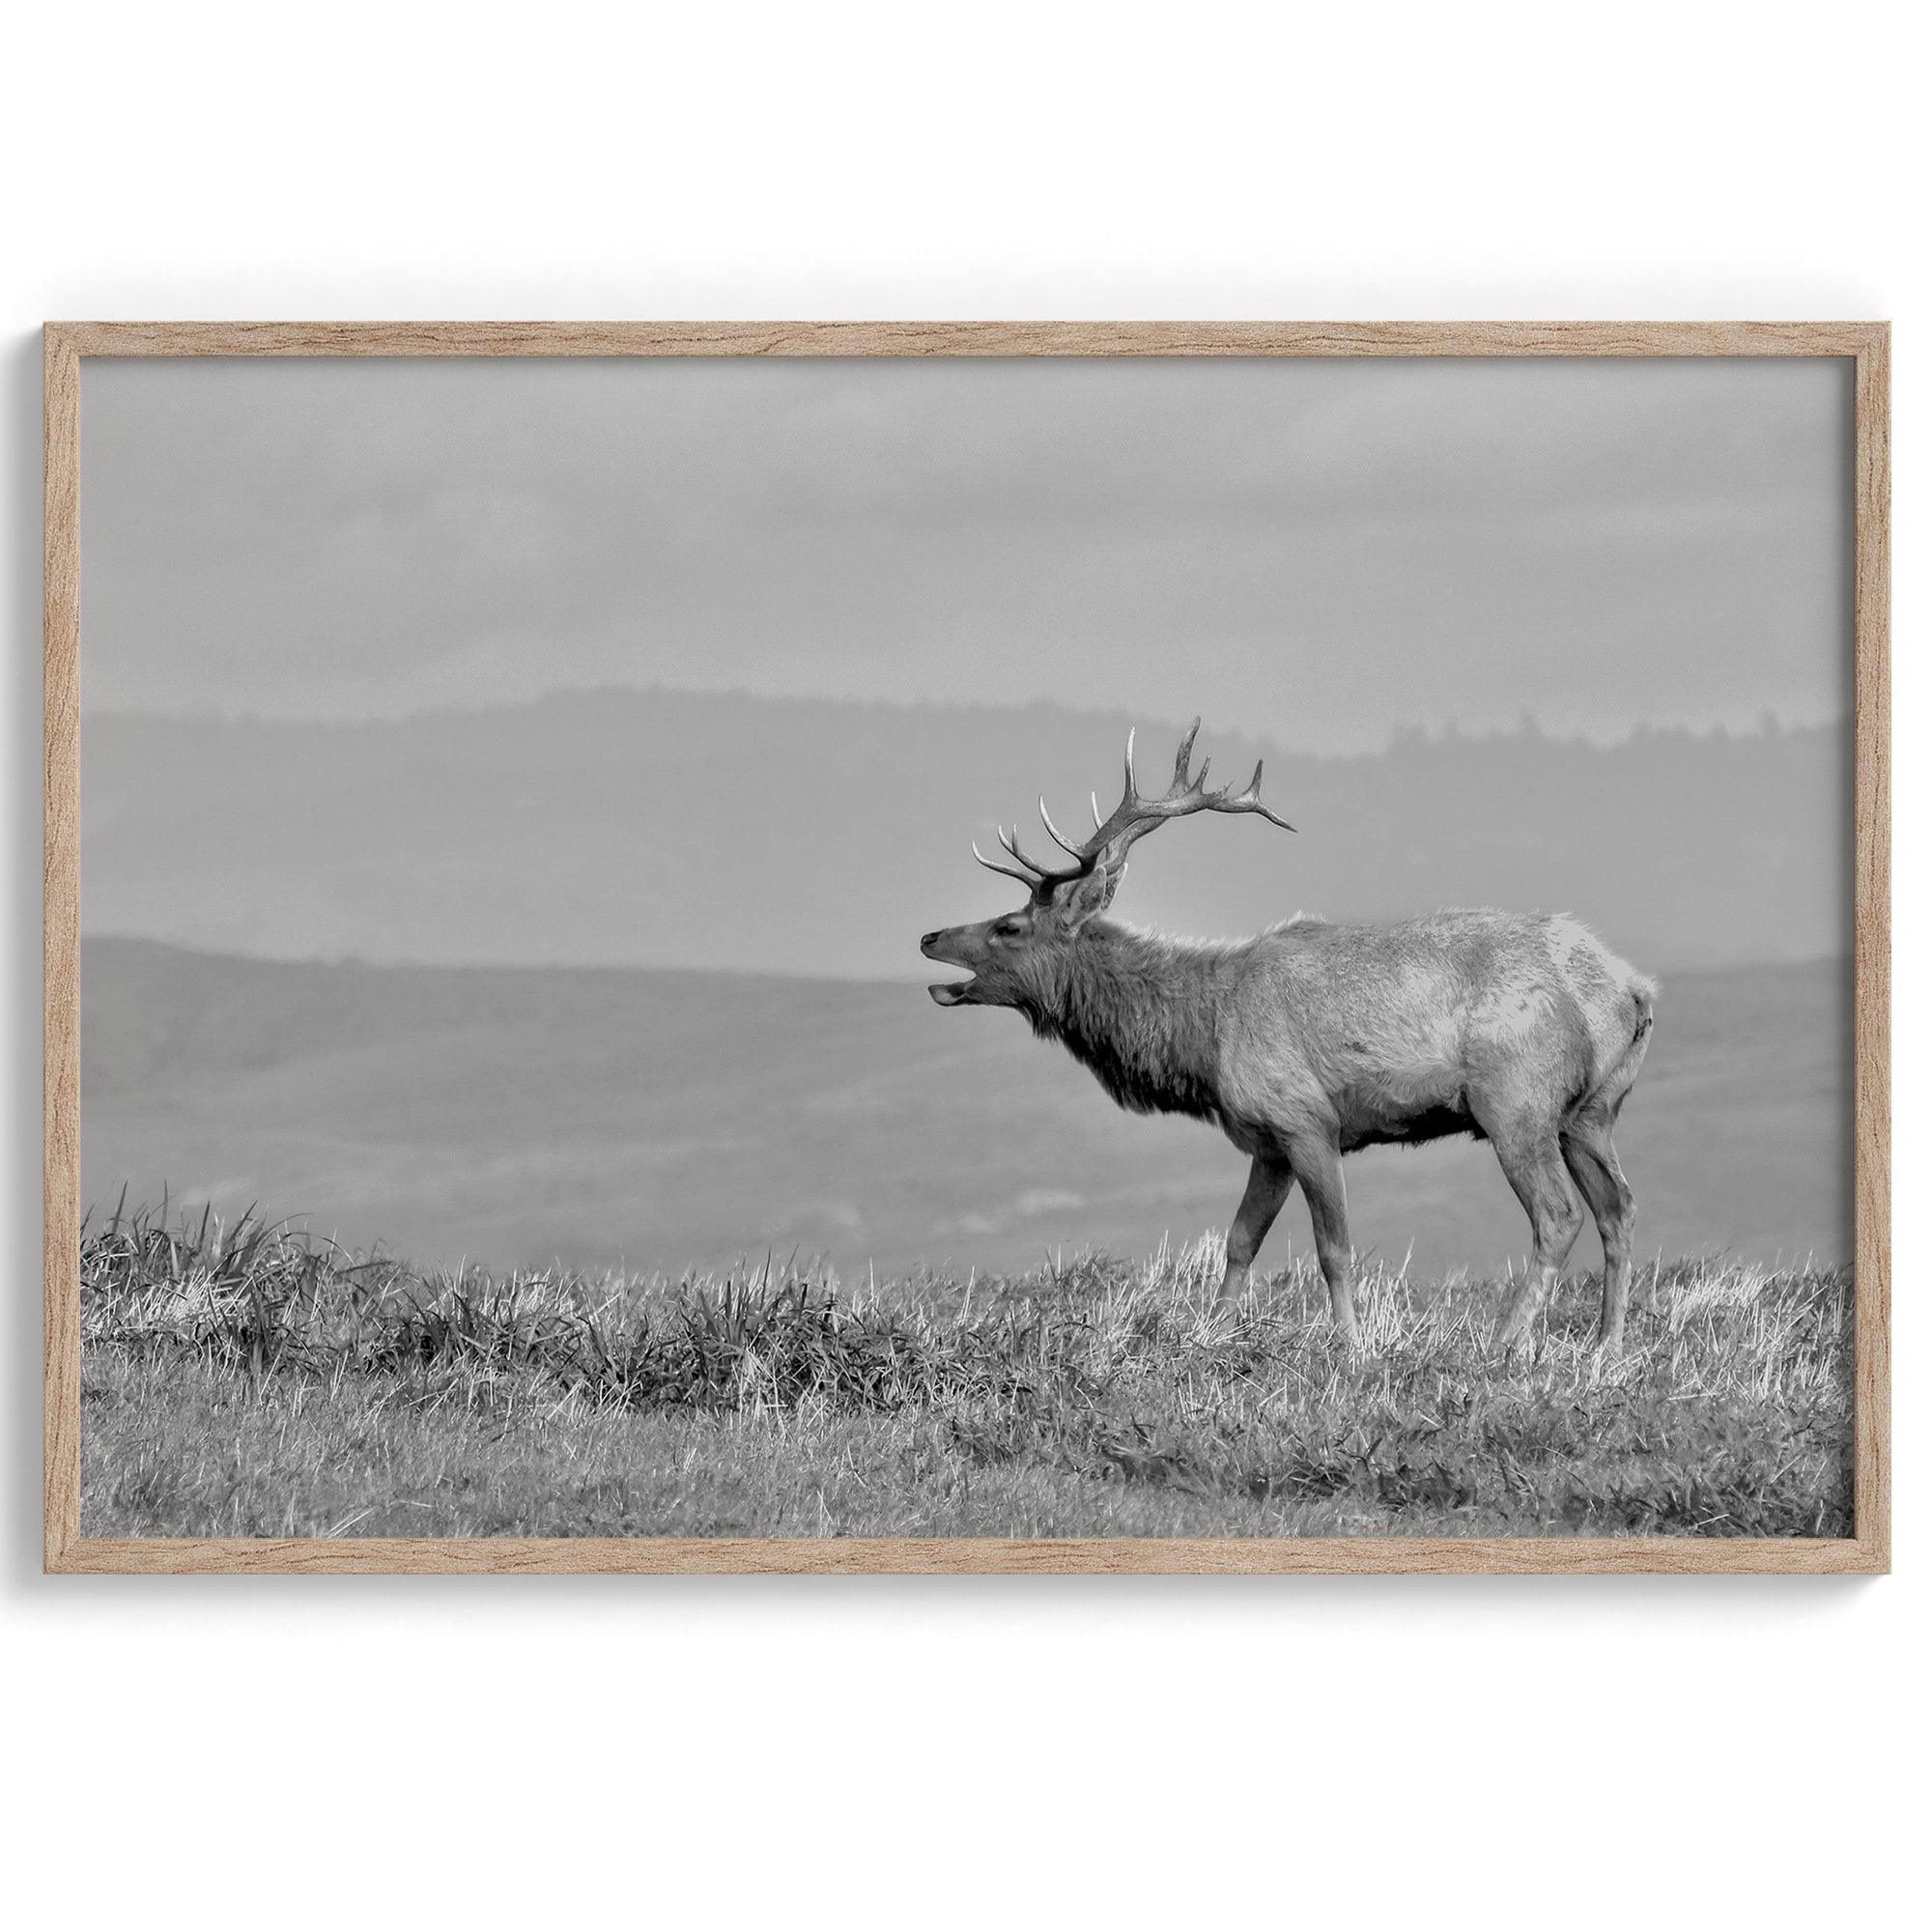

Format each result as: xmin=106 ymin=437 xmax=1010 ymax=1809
xmin=1014 ymin=919 xmax=1241 ymax=1122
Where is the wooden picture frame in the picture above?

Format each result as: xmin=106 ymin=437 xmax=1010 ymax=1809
xmin=44 ymin=320 xmax=1891 ymax=1575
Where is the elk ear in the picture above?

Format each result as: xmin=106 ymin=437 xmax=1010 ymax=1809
xmin=1052 ymin=864 xmax=1121 ymax=930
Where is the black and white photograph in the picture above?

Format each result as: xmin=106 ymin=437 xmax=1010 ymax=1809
xmin=73 ymin=344 xmax=1863 ymax=1545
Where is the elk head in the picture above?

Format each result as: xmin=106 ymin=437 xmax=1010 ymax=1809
xmin=921 ymin=718 xmax=1293 ymax=1008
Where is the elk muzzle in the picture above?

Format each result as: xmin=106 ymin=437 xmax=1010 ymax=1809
xmin=922 ymin=925 xmax=984 ymax=1007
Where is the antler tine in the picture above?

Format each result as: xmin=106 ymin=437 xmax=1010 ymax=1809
xmin=1090 ymin=791 xmax=1104 ymax=833
xmin=1170 ymin=717 xmax=1202 ymax=793
xmin=972 ymin=840 xmax=1044 ymax=888
xmin=1038 ymin=796 xmax=1086 ymax=859
xmin=998 ymin=822 xmax=1068 ymax=877
xmin=1225 ymin=760 xmax=1296 ymax=831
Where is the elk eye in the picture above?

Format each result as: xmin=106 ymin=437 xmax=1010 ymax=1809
xmin=993 ymin=920 xmax=1024 ymax=939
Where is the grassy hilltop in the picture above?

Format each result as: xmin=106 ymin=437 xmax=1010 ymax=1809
xmin=82 ymin=1206 xmax=1852 ymax=1540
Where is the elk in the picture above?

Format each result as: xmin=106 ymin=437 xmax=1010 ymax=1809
xmin=921 ymin=720 xmax=1656 ymax=1350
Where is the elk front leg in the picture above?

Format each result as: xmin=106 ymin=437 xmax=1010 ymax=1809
xmin=1288 ymin=1135 xmax=1360 ymax=1347
xmin=1218 ymin=1156 xmax=1295 ymax=1304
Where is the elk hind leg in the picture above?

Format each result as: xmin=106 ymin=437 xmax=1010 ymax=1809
xmin=1491 ymin=1133 xmax=1585 ymax=1350
xmin=1218 ymin=1156 xmax=1295 ymax=1305
xmin=1560 ymin=1108 xmax=1635 ymax=1351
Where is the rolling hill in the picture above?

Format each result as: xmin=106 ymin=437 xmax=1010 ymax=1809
xmin=83 ymin=937 xmax=1852 ymax=1283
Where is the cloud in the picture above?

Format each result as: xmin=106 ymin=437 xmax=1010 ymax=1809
xmin=82 ymin=355 xmax=1851 ymax=750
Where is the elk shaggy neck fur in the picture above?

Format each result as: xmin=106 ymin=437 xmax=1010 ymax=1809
xmin=1013 ymin=921 xmax=1236 ymax=1122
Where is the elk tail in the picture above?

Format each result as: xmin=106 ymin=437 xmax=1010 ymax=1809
xmin=1629 ymin=973 xmax=1657 ymax=1045
xmin=1580 ymin=972 xmax=1657 ymax=1122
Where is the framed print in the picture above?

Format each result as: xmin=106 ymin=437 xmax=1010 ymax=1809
xmin=44 ymin=320 xmax=1889 ymax=1574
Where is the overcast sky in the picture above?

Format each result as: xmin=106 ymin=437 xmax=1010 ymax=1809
xmin=82 ymin=355 xmax=1851 ymax=752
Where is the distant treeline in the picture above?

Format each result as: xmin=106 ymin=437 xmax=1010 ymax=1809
xmin=83 ymin=691 xmax=1847 ymax=974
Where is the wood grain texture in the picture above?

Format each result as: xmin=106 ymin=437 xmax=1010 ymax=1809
xmin=1852 ymin=326 xmax=1891 ymax=1571
xmin=42 ymin=320 xmax=1891 ymax=1576
xmin=50 ymin=319 xmax=1889 ymax=359
xmin=43 ymin=328 xmax=80 ymax=1573
xmin=50 ymin=1535 xmax=1883 ymax=1576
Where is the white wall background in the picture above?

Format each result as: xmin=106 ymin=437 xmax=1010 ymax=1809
xmin=3 ymin=5 xmax=1921 ymax=1926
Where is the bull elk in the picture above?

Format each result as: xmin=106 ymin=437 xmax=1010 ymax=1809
xmin=921 ymin=720 xmax=1656 ymax=1350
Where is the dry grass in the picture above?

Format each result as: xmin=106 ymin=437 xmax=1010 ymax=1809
xmin=79 ymin=1204 xmax=1853 ymax=1539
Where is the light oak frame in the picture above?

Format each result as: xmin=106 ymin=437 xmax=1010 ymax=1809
xmin=43 ymin=320 xmax=1891 ymax=1575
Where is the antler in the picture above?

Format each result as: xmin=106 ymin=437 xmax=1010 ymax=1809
xmin=973 ymin=717 xmax=1293 ymax=901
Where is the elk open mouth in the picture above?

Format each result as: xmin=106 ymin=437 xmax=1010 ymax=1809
xmin=921 ymin=929 xmax=976 ymax=1005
